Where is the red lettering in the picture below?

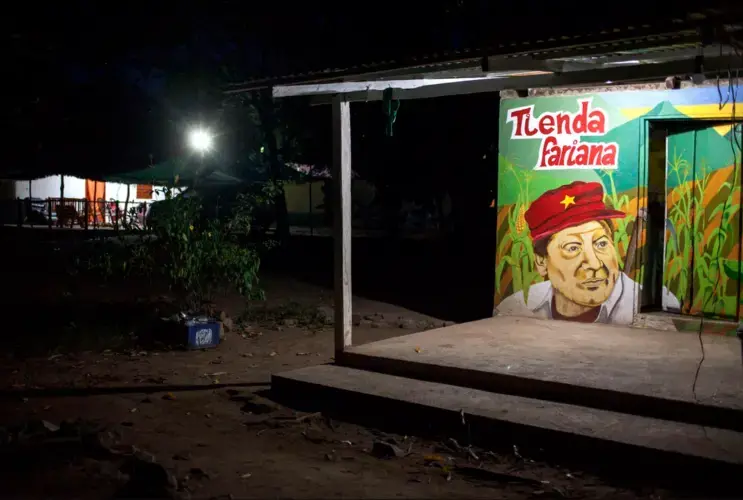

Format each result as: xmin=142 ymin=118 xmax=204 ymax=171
xmin=574 ymin=144 xmax=588 ymax=164
xmin=601 ymin=144 xmax=618 ymax=166
xmin=539 ymin=136 xmax=558 ymax=167
xmin=555 ymin=114 xmax=571 ymax=135
xmin=588 ymin=145 xmax=603 ymax=165
xmin=508 ymin=107 xmax=531 ymax=137
xmin=539 ymin=114 xmax=555 ymax=135
xmin=573 ymin=100 xmax=589 ymax=134
xmin=587 ymin=110 xmax=605 ymax=134
xmin=561 ymin=145 xmax=571 ymax=163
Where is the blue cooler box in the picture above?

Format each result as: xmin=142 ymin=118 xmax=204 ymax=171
xmin=186 ymin=320 xmax=221 ymax=350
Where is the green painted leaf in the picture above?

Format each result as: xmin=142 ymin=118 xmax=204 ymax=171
xmin=722 ymin=259 xmax=741 ymax=281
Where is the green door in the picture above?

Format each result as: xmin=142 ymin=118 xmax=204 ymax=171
xmin=663 ymin=122 xmax=742 ymax=320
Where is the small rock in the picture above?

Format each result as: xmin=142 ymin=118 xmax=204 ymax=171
xmin=370 ymin=321 xmax=384 ymax=329
xmin=359 ymin=319 xmax=373 ymax=327
xmin=173 ymin=451 xmax=192 ymax=461
xmin=41 ymin=420 xmax=60 ymax=433
xmin=269 ymin=351 xmax=277 ymax=357
xmin=372 ymin=440 xmax=408 ymax=458
xmin=302 ymin=429 xmax=327 ymax=444
xmin=240 ymin=353 xmax=253 ymax=358
xmin=280 ymin=318 xmax=297 ymax=327
xmin=187 ymin=467 xmax=209 ymax=481
xmin=352 ymin=314 xmax=362 ymax=326
xmin=397 ymin=318 xmax=417 ymax=329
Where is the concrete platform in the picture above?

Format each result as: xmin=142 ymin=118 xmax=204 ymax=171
xmin=338 ymin=316 xmax=743 ymax=431
xmin=272 ymin=364 xmax=743 ymax=471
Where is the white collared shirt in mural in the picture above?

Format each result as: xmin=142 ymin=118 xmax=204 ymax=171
xmin=495 ymin=273 xmax=680 ymax=324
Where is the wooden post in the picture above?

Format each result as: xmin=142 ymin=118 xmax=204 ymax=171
xmin=28 ymin=180 xmax=33 ymax=228
xmin=332 ymin=95 xmax=352 ymax=354
xmin=93 ymin=182 xmax=98 ymax=228
xmin=84 ymin=199 xmax=89 ymax=230
xmin=115 ymin=203 xmax=120 ymax=233
xmin=124 ymin=184 xmax=130 ymax=230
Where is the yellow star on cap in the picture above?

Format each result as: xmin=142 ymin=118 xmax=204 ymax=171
xmin=560 ymin=195 xmax=576 ymax=209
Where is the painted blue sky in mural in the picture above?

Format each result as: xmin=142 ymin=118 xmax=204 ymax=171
xmin=600 ymin=85 xmax=743 ymax=108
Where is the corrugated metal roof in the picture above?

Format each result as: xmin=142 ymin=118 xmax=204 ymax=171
xmin=224 ymin=13 xmax=735 ymax=92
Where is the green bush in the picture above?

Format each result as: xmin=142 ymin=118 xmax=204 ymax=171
xmin=85 ymin=187 xmax=267 ymax=311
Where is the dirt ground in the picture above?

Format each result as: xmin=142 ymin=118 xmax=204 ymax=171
xmin=0 ymin=273 xmax=689 ymax=499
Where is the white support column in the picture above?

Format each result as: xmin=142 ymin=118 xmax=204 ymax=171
xmin=332 ymin=94 xmax=353 ymax=354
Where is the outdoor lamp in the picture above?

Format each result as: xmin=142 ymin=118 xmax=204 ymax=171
xmin=188 ymin=128 xmax=213 ymax=153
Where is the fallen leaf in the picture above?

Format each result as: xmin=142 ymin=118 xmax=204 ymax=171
xmin=269 ymin=351 xmax=277 ymax=357
xmin=240 ymin=472 xmax=252 ymax=479
xmin=130 ymin=408 xmax=138 ymax=413
xmin=414 ymin=347 xmax=422 ymax=353
xmin=162 ymin=393 xmax=176 ymax=401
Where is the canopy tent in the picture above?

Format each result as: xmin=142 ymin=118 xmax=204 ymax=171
xmin=102 ymin=158 xmax=244 ymax=186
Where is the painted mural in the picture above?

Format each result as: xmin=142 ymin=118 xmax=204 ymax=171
xmin=495 ymin=86 xmax=742 ymax=326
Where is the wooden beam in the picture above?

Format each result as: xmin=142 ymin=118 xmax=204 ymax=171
xmin=304 ymin=54 xmax=743 ymax=104
xmin=273 ymin=78 xmax=484 ymax=99
xmin=332 ymin=95 xmax=353 ymax=354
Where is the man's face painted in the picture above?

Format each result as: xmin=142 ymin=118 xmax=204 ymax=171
xmin=536 ymin=221 xmax=620 ymax=307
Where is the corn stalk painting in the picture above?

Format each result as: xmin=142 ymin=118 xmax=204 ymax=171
xmin=664 ymin=137 xmax=741 ymax=319
xmin=597 ymin=169 xmax=635 ymax=270
xmin=495 ymin=156 xmax=542 ymax=304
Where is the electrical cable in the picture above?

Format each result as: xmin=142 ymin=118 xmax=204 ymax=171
xmin=691 ymin=37 xmax=741 ymax=400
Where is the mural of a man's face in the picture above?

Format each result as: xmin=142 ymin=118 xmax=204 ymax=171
xmin=534 ymin=220 xmax=620 ymax=307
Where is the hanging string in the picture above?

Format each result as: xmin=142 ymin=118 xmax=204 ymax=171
xmin=383 ymin=87 xmax=401 ymax=137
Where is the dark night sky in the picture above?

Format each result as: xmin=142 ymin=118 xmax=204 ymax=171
xmin=5 ymin=0 xmax=740 ymax=179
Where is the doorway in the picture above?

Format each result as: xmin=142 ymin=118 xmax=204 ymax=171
xmin=642 ymin=120 xmax=742 ymax=320
xmin=641 ymin=124 xmax=668 ymax=311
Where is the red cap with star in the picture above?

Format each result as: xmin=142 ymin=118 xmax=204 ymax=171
xmin=524 ymin=181 xmax=626 ymax=243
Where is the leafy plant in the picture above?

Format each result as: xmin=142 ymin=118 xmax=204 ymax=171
xmin=495 ymin=156 xmax=541 ymax=303
xmin=84 ymin=185 xmax=267 ymax=312
xmin=598 ymin=169 xmax=634 ymax=268
xmin=664 ymin=145 xmax=741 ymax=318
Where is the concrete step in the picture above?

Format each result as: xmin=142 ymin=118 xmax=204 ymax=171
xmin=272 ymin=364 xmax=743 ymax=478
xmin=338 ymin=345 xmax=743 ymax=432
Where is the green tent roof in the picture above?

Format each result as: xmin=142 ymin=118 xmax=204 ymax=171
xmin=102 ymin=158 xmax=243 ymax=186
